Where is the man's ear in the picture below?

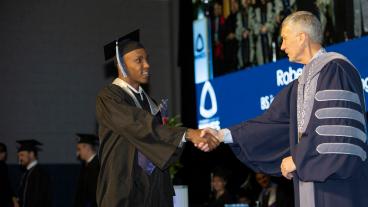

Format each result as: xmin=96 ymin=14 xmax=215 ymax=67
xmin=29 ymin=151 xmax=36 ymax=159
xmin=299 ymin=32 xmax=307 ymax=44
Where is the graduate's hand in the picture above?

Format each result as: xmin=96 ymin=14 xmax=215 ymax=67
xmin=186 ymin=129 xmax=220 ymax=152
xmin=201 ymin=128 xmax=224 ymax=142
xmin=281 ymin=156 xmax=296 ymax=180
xmin=198 ymin=128 xmax=221 ymax=151
xmin=193 ymin=128 xmax=222 ymax=152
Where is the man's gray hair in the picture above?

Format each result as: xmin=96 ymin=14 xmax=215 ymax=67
xmin=282 ymin=11 xmax=323 ymax=44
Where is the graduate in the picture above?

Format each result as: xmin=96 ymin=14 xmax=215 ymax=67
xmin=74 ymin=134 xmax=99 ymax=207
xmin=16 ymin=139 xmax=52 ymax=207
xmin=96 ymin=29 xmax=219 ymax=207
xmin=201 ymin=11 xmax=368 ymax=207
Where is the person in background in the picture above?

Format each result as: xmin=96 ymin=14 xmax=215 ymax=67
xmin=74 ymin=134 xmax=100 ymax=207
xmin=211 ymin=0 xmax=226 ymax=76
xmin=0 ymin=143 xmax=17 ymax=207
xmin=16 ymin=139 xmax=52 ymax=207
xmin=255 ymin=173 xmax=293 ymax=207
xmin=206 ymin=168 xmax=235 ymax=207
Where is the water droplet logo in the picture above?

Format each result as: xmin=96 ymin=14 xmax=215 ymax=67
xmin=200 ymin=81 xmax=218 ymax=118
xmin=196 ymin=33 xmax=204 ymax=52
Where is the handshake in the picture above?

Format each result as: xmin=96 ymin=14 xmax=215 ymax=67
xmin=185 ymin=128 xmax=225 ymax=152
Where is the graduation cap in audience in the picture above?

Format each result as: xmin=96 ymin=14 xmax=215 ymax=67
xmin=16 ymin=139 xmax=43 ymax=153
xmin=103 ymin=29 xmax=144 ymax=77
xmin=76 ymin=133 xmax=99 ymax=146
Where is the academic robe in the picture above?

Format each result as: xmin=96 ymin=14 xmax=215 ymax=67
xmin=0 ymin=161 xmax=14 ymax=207
xmin=74 ymin=156 xmax=99 ymax=207
xmin=96 ymin=83 xmax=186 ymax=207
xmin=229 ymin=58 xmax=368 ymax=207
xmin=18 ymin=165 xmax=52 ymax=207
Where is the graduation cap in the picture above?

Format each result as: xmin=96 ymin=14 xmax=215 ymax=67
xmin=103 ymin=29 xmax=144 ymax=77
xmin=76 ymin=133 xmax=99 ymax=146
xmin=16 ymin=139 xmax=42 ymax=153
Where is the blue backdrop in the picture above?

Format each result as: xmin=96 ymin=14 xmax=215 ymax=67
xmin=195 ymin=36 xmax=368 ymax=129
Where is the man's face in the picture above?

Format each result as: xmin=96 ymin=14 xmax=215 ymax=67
xmin=280 ymin=25 xmax=305 ymax=63
xmin=241 ymin=0 xmax=249 ymax=8
xmin=214 ymin=3 xmax=222 ymax=17
xmin=256 ymin=173 xmax=270 ymax=189
xmin=123 ymin=48 xmax=150 ymax=85
xmin=76 ymin=143 xmax=90 ymax=161
xmin=211 ymin=176 xmax=226 ymax=192
xmin=231 ymin=0 xmax=239 ymax=13
xmin=17 ymin=151 xmax=34 ymax=167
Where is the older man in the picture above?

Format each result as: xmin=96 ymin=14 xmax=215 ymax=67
xmin=202 ymin=11 xmax=368 ymax=207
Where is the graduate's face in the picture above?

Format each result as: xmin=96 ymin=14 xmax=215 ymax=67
xmin=280 ymin=25 xmax=306 ymax=63
xmin=17 ymin=151 xmax=36 ymax=167
xmin=123 ymin=48 xmax=150 ymax=86
xmin=211 ymin=176 xmax=226 ymax=192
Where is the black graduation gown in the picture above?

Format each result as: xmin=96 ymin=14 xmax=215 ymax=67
xmin=74 ymin=156 xmax=99 ymax=207
xmin=229 ymin=59 xmax=368 ymax=207
xmin=0 ymin=161 xmax=14 ymax=207
xmin=18 ymin=164 xmax=52 ymax=207
xmin=96 ymin=84 xmax=186 ymax=207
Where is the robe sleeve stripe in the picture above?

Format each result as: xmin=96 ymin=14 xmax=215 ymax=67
xmin=315 ymin=125 xmax=367 ymax=143
xmin=316 ymin=143 xmax=367 ymax=161
xmin=315 ymin=90 xmax=361 ymax=106
xmin=315 ymin=107 xmax=366 ymax=130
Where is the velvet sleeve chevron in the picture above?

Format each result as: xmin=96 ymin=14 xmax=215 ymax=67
xmin=292 ymin=59 xmax=368 ymax=182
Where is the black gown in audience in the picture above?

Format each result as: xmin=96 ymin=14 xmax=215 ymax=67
xmin=74 ymin=156 xmax=99 ymax=207
xmin=0 ymin=160 xmax=14 ymax=207
xmin=18 ymin=164 xmax=52 ymax=207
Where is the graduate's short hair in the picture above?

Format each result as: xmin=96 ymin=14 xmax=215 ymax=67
xmin=282 ymin=11 xmax=323 ymax=44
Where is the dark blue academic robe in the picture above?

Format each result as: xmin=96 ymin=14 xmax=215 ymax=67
xmin=229 ymin=59 xmax=368 ymax=207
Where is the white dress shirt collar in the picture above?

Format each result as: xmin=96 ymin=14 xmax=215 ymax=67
xmin=27 ymin=160 xmax=38 ymax=170
xmin=87 ymin=154 xmax=96 ymax=164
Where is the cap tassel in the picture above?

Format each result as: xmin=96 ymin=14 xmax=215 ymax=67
xmin=115 ymin=41 xmax=128 ymax=77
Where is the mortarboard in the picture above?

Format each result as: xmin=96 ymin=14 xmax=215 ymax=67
xmin=76 ymin=133 xmax=99 ymax=146
xmin=103 ymin=29 xmax=144 ymax=77
xmin=16 ymin=139 xmax=42 ymax=153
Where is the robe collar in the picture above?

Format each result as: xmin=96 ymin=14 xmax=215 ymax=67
xmin=112 ymin=78 xmax=159 ymax=115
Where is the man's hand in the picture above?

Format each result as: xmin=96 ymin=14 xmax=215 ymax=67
xmin=201 ymin=128 xmax=224 ymax=142
xmin=185 ymin=129 xmax=220 ymax=152
xmin=281 ymin=156 xmax=296 ymax=180
xmin=193 ymin=128 xmax=224 ymax=152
